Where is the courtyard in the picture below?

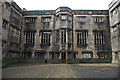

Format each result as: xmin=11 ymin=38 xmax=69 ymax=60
xmin=2 ymin=63 xmax=119 ymax=79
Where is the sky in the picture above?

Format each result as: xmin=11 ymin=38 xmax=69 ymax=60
xmin=13 ymin=0 xmax=113 ymax=10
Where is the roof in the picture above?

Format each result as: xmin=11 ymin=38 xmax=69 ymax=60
xmin=23 ymin=9 xmax=109 ymax=16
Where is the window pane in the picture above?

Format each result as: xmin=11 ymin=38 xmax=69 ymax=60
xmin=83 ymin=53 xmax=91 ymax=58
xmin=61 ymin=16 xmax=67 ymax=20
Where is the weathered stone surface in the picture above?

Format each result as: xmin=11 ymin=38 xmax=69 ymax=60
xmin=1 ymin=1 xmax=115 ymax=64
xmin=109 ymin=0 xmax=120 ymax=63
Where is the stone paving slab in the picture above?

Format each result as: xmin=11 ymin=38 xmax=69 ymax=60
xmin=47 ymin=64 xmax=75 ymax=78
xmin=2 ymin=64 xmax=119 ymax=78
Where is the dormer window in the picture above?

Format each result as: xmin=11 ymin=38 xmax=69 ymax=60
xmin=41 ymin=17 xmax=51 ymax=26
xmin=61 ymin=15 xmax=67 ymax=20
xmin=93 ymin=17 xmax=105 ymax=23
xmin=43 ymin=17 xmax=51 ymax=23
xmin=78 ymin=17 xmax=86 ymax=23
xmin=25 ymin=17 xmax=37 ymax=23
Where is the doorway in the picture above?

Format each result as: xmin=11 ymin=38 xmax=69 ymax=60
xmin=61 ymin=52 xmax=67 ymax=63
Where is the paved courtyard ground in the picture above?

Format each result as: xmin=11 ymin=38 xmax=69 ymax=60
xmin=2 ymin=63 xmax=119 ymax=78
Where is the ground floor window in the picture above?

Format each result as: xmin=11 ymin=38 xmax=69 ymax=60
xmin=50 ymin=52 xmax=59 ymax=59
xmin=98 ymin=53 xmax=106 ymax=59
xmin=83 ymin=52 xmax=92 ymax=59
xmin=35 ymin=52 xmax=45 ymax=59
xmin=22 ymin=52 xmax=32 ymax=58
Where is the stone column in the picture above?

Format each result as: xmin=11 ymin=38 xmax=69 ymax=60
xmin=66 ymin=30 xmax=68 ymax=50
xmin=32 ymin=51 xmax=35 ymax=58
xmin=118 ymin=52 xmax=120 ymax=59
xmin=112 ymin=52 xmax=115 ymax=59
xmin=59 ymin=30 xmax=62 ymax=50
xmin=35 ymin=29 xmax=40 ymax=49
xmin=66 ymin=52 xmax=68 ymax=59
xmin=47 ymin=52 xmax=50 ymax=59
xmin=59 ymin=52 xmax=61 ymax=59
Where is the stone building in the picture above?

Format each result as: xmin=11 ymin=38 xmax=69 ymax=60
xmin=1 ymin=1 xmax=112 ymax=64
xmin=20 ymin=7 xmax=112 ymax=63
xmin=109 ymin=0 xmax=120 ymax=63
xmin=0 ymin=1 xmax=2 ymax=66
xmin=1 ymin=1 xmax=23 ymax=65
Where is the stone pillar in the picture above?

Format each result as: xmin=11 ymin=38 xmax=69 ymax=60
xmin=32 ymin=51 xmax=35 ymax=58
xmin=66 ymin=52 xmax=68 ymax=59
xmin=112 ymin=52 xmax=115 ymax=59
xmin=44 ymin=52 xmax=49 ymax=59
xmin=35 ymin=29 xmax=40 ymax=49
xmin=66 ymin=30 xmax=68 ymax=50
xmin=119 ymin=52 xmax=120 ymax=59
xmin=59 ymin=52 xmax=61 ymax=59
xmin=47 ymin=52 xmax=50 ymax=59
xmin=0 ymin=2 xmax=2 ymax=72
xmin=59 ymin=30 xmax=61 ymax=50
xmin=88 ymin=15 xmax=97 ymax=59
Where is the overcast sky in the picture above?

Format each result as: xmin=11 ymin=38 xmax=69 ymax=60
xmin=13 ymin=0 xmax=113 ymax=10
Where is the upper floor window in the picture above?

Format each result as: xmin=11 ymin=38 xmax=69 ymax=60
xmin=2 ymin=19 xmax=9 ymax=30
xmin=61 ymin=15 xmax=67 ymax=20
xmin=43 ymin=17 xmax=51 ymax=23
xmin=13 ymin=17 xmax=20 ymax=25
xmin=9 ymin=26 xmax=20 ymax=44
xmin=41 ymin=17 xmax=51 ymax=26
xmin=93 ymin=30 xmax=104 ymax=45
xmin=77 ymin=17 xmax=86 ymax=23
xmin=41 ymin=32 xmax=51 ymax=44
xmin=4 ymin=2 xmax=10 ymax=11
xmin=93 ymin=17 xmax=105 ymax=23
xmin=25 ymin=17 xmax=36 ymax=23
xmin=111 ymin=7 xmax=119 ymax=17
xmin=25 ymin=31 xmax=35 ymax=47
xmin=61 ymin=30 xmax=66 ymax=43
xmin=25 ymin=17 xmax=37 ymax=27
xmin=77 ymin=30 xmax=88 ymax=45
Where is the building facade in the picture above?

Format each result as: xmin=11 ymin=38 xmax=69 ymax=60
xmin=109 ymin=0 xmax=120 ymax=63
xmin=0 ymin=1 xmax=2 ymax=69
xmin=20 ymin=7 xmax=112 ymax=63
xmin=1 ymin=1 xmax=23 ymax=66
xmin=1 ymin=1 xmax=113 ymax=65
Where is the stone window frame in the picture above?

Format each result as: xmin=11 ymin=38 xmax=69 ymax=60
xmin=98 ymin=53 xmax=107 ymax=59
xmin=93 ymin=16 xmax=105 ymax=23
xmin=2 ymin=19 xmax=9 ymax=30
xmin=61 ymin=30 xmax=66 ymax=43
xmin=35 ymin=52 xmax=45 ymax=59
xmin=25 ymin=31 xmax=35 ymax=46
xmin=61 ymin=15 xmax=67 ymax=20
xmin=83 ymin=52 xmax=93 ymax=59
xmin=93 ymin=30 xmax=105 ymax=45
xmin=77 ymin=16 xmax=86 ymax=23
xmin=76 ymin=30 xmax=88 ymax=45
xmin=4 ymin=2 xmax=11 ymax=11
xmin=43 ymin=17 xmax=51 ymax=23
xmin=9 ymin=25 xmax=20 ymax=43
xmin=41 ymin=32 xmax=51 ymax=44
